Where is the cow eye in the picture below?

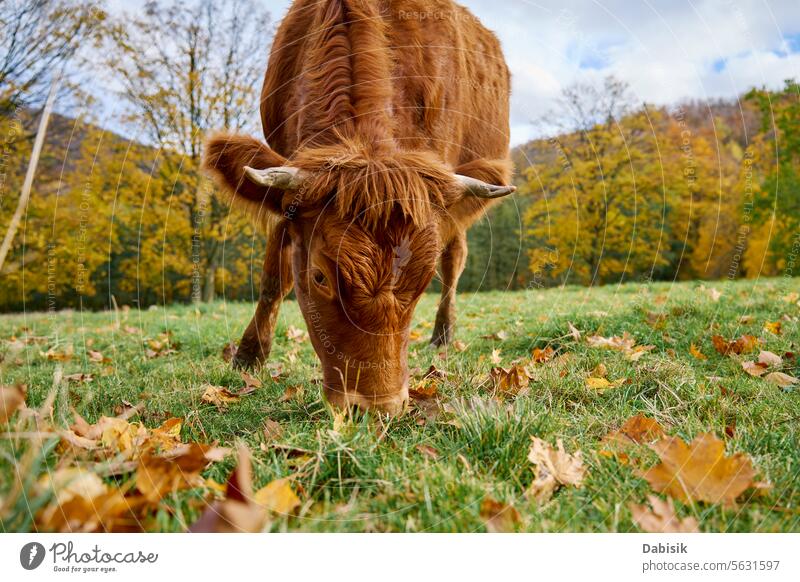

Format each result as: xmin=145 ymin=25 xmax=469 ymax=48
xmin=312 ymin=269 xmax=328 ymax=289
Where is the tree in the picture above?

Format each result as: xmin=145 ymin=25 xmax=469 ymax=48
xmin=105 ymin=0 xmax=271 ymax=302
xmin=743 ymin=80 xmax=800 ymax=277
xmin=0 ymin=0 xmax=106 ymax=113
xmin=523 ymin=77 xmax=669 ymax=286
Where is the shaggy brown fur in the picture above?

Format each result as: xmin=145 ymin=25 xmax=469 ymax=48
xmin=203 ymin=0 xmax=513 ymax=415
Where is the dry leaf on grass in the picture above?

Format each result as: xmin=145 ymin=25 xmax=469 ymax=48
xmin=764 ymin=372 xmax=799 ymax=389
xmin=201 ymin=384 xmax=240 ymax=409
xmin=758 ymin=350 xmax=783 ymax=367
xmin=741 ymin=361 xmax=769 ymax=377
xmin=480 ymin=497 xmax=521 ymax=533
xmin=630 ymin=495 xmax=699 ymax=533
xmin=490 ymin=348 xmax=502 ymax=365
xmin=586 ymin=332 xmax=654 ymax=361
xmin=526 ymin=437 xmax=586 ymax=503
xmin=279 ymin=385 xmax=304 ymax=402
xmin=489 ymin=365 xmax=532 ymax=398
xmin=531 ymin=346 xmax=555 ymax=364
xmin=481 ymin=330 xmax=508 ymax=341
xmin=254 ymin=478 xmax=301 ymax=515
xmin=189 ymin=447 xmax=267 ymax=533
xmin=36 ymin=468 xmax=144 ymax=532
xmin=137 ymin=443 xmax=228 ymax=502
xmin=452 ymin=340 xmax=468 ymax=352
xmin=239 ymin=371 xmax=262 ymax=395
xmin=263 ymin=419 xmax=283 ymax=442
xmin=604 ymin=415 xmax=665 ymax=446
xmin=763 ymin=321 xmax=782 ymax=335
xmin=409 ymin=378 xmax=438 ymax=400
xmin=1 ymin=384 xmax=26 ymax=424
xmin=586 ymin=376 xmax=625 ymax=391
xmin=712 ymin=334 xmax=759 ymax=356
xmin=689 ymin=343 xmax=707 ymax=360
xmin=640 ymin=433 xmax=755 ymax=505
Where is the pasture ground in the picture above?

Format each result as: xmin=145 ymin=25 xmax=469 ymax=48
xmin=1 ymin=278 xmax=799 ymax=532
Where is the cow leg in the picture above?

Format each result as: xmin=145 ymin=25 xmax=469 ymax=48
xmin=430 ymin=234 xmax=468 ymax=347
xmin=233 ymin=221 xmax=293 ymax=370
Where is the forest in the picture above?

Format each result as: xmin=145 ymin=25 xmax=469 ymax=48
xmin=1 ymin=0 xmax=798 ymax=311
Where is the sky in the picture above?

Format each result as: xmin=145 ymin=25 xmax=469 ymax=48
xmin=106 ymin=0 xmax=800 ymax=146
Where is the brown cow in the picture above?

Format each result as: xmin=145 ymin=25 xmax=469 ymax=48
xmin=203 ymin=0 xmax=514 ymax=415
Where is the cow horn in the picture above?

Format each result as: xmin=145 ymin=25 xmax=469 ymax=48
xmin=455 ymin=174 xmax=517 ymax=198
xmin=243 ymin=166 xmax=309 ymax=190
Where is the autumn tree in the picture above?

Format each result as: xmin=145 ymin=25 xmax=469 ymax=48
xmin=743 ymin=80 xmax=800 ymax=277
xmin=104 ymin=0 xmax=271 ymax=302
xmin=523 ymin=77 xmax=669 ymax=286
xmin=0 ymin=0 xmax=106 ymax=113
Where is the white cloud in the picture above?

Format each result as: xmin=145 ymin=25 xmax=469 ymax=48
xmin=120 ymin=0 xmax=800 ymax=145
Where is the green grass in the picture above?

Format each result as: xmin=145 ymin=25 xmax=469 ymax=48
xmin=1 ymin=277 xmax=799 ymax=532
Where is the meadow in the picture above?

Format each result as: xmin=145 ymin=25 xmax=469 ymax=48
xmin=1 ymin=277 xmax=799 ymax=532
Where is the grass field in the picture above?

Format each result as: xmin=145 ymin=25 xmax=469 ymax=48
xmin=1 ymin=278 xmax=799 ymax=532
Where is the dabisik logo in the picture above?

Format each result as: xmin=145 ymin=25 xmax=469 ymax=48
xmin=20 ymin=542 xmax=46 ymax=570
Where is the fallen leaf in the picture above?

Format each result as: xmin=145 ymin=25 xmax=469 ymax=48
xmin=689 ymin=343 xmax=707 ymax=360
xmin=741 ymin=361 xmax=769 ymax=377
xmin=758 ymin=350 xmax=783 ymax=367
xmin=531 ymin=346 xmax=555 ymax=364
xmin=137 ymin=443 xmax=228 ymax=502
xmin=263 ymin=419 xmax=283 ymax=442
xmin=604 ymin=414 xmax=665 ymax=446
xmin=708 ymin=288 xmax=722 ymax=302
xmin=253 ymin=479 xmax=301 ymax=515
xmin=490 ymin=348 xmax=502 ymax=365
xmin=0 ymin=384 xmax=26 ymax=424
xmin=738 ymin=315 xmax=754 ymax=324
xmin=452 ymin=340 xmax=467 ymax=352
xmin=239 ymin=371 xmax=262 ymax=395
xmin=189 ymin=447 xmax=267 ymax=533
xmin=409 ymin=378 xmax=438 ymax=400
xmin=630 ymin=495 xmax=699 ymax=533
xmin=763 ymin=372 xmax=798 ymax=389
xmin=764 ymin=321 xmax=782 ymax=335
xmin=279 ymin=384 xmax=304 ymax=402
xmin=590 ymin=362 xmax=608 ymax=378
xmin=481 ymin=330 xmax=508 ymax=341
xmin=567 ymin=322 xmax=581 ymax=341
xmin=201 ymin=384 xmax=240 ymax=409
xmin=489 ymin=365 xmax=532 ymax=398
xmin=526 ymin=437 xmax=585 ymax=503
xmin=712 ymin=334 xmax=759 ymax=356
xmin=640 ymin=433 xmax=755 ymax=505
xmin=480 ymin=497 xmax=521 ymax=533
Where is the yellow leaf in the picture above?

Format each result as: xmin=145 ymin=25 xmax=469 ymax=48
xmin=640 ymin=433 xmax=755 ymax=505
xmin=201 ymin=384 xmax=240 ymax=409
xmin=254 ymin=479 xmax=301 ymax=515
xmin=689 ymin=343 xmax=707 ymax=360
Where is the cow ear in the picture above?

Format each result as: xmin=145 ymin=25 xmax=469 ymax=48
xmin=202 ymin=132 xmax=291 ymax=215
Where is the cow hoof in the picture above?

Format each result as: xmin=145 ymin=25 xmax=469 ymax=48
xmin=231 ymin=352 xmax=261 ymax=371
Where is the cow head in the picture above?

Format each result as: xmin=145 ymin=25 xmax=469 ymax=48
xmin=204 ymin=134 xmax=514 ymax=415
